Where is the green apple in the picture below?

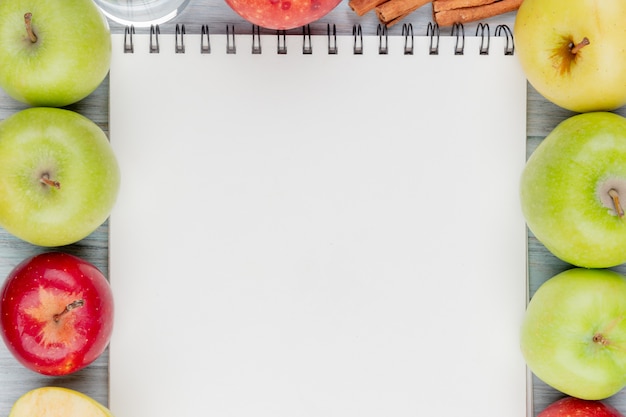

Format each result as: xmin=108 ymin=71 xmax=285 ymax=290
xmin=0 ymin=0 xmax=111 ymax=107
xmin=521 ymin=268 xmax=626 ymax=400
xmin=0 ymin=107 xmax=120 ymax=247
xmin=520 ymin=112 xmax=626 ymax=268
xmin=514 ymin=0 xmax=626 ymax=113
xmin=9 ymin=387 xmax=113 ymax=417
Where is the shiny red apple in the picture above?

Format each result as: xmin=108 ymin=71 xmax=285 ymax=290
xmin=0 ymin=252 xmax=114 ymax=376
xmin=538 ymin=397 xmax=624 ymax=417
xmin=225 ymin=0 xmax=341 ymax=30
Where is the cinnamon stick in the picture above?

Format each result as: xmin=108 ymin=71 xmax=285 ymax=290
xmin=433 ymin=0 xmax=496 ymax=12
xmin=434 ymin=0 xmax=523 ymax=26
xmin=384 ymin=12 xmax=415 ymax=27
xmin=349 ymin=0 xmax=389 ymax=16
xmin=376 ymin=0 xmax=431 ymax=26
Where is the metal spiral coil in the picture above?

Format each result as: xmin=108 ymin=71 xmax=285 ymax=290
xmin=120 ymin=23 xmax=516 ymax=57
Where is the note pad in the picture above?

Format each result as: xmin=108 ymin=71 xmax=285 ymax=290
xmin=108 ymin=27 xmax=528 ymax=417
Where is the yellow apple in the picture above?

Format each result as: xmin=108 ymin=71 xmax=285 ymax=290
xmin=514 ymin=0 xmax=626 ymax=113
xmin=9 ymin=387 xmax=113 ymax=417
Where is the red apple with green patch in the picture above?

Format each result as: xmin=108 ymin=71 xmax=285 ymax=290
xmin=225 ymin=0 xmax=341 ymax=30
xmin=0 ymin=252 xmax=114 ymax=376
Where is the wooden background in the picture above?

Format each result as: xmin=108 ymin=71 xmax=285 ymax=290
xmin=1 ymin=1 xmax=625 ymax=416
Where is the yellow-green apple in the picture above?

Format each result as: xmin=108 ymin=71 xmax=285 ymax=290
xmin=521 ymin=268 xmax=626 ymax=400
xmin=0 ymin=107 xmax=120 ymax=247
xmin=0 ymin=252 xmax=114 ymax=376
xmin=520 ymin=112 xmax=626 ymax=268
xmin=0 ymin=0 xmax=111 ymax=107
xmin=9 ymin=387 xmax=113 ymax=417
xmin=538 ymin=397 xmax=624 ymax=417
xmin=514 ymin=0 xmax=626 ymax=113
xmin=225 ymin=0 xmax=341 ymax=30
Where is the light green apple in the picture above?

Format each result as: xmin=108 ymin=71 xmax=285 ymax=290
xmin=520 ymin=112 xmax=626 ymax=268
xmin=521 ymin=268 xmax=626 ymax=400
xmin=514 ymin=0 xmax=626 ymax=113
xmin=0 ymin=107 xmax=120 ymax=247
xmin=9 ymin=387 xmax=114 ymax=417
xmin=0 ymin=0 xmax=111 ymax=107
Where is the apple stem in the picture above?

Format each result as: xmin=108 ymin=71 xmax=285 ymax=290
xmin=24 ymin=13 xmax=38 ymax=43
xmin=40 ymin=174 xmax=61 ymax=190
xmin=609 ymin=189 xmax=624 ymax=218
xmin=593 ymin=333 xmax=608 ymax=345
xmin=569 ymin=37 xmax=590 ymax=55
xmin=593 ymin=316 xmax=626 ymax=348
xmin=53 ymin=299 xmax=85 ymax=322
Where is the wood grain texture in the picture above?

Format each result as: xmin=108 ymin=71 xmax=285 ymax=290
xmin=0 ymin=2 xmax=624 ymax=417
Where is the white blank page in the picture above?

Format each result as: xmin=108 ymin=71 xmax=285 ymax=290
xmin=109 ymin=31 xmax=528 ymax=417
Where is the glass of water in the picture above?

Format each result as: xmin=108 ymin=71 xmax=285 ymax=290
xmin=93 ymin=0 xmax=191 ymax=27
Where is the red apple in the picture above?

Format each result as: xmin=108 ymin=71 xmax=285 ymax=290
xmin=225 ymin=0 xmax=341 ymax=30
xmin=538 ymin=397 xmax=624 ymax=417
xmin=0 ymin=252 xmax=113 ymax=376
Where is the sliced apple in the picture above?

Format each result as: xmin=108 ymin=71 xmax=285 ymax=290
xmin=9 ymin=387 xmax=113 ymax=417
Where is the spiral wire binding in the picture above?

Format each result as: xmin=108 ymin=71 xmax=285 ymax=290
xmin=427 ymin=22 xmax=439 ymax=55
xmin=375 ymin=25 xmax=388 ymax=55
xmin=226 ymin=25 xmax=236 ymax=54
xmin=149 ymin=25 xmax=160 ymax=53
xmin=124 ymin=25 xmax=135 ymax=53
xmin=476 ymin=23 xmax=489 ymax=55
xmin=451 ymin=23 xmax=464 ymax=55
xmin=277 ymin=30 xmax=287 ymax=55
xmin=251 ymin=25 xmax=262 ymax=54
xmin=495 ymin=24 xmax=515 ymax=55
xmin=176 ymin=24 xmax=186 ymax=53
xmin=327 ymin=24 xmax=337 ymax=55
xmin=302 ymin=25 xmax=313 ymax=55
xmin=120 ymin=23 xmax=515 ymax=57
xmin=402 ymin=23 xmax=414 ymax=55
xmin=352 ymin=25 xmax=363 ymax=55
xmin=201 ymin=24 xmax=211 ymax=54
